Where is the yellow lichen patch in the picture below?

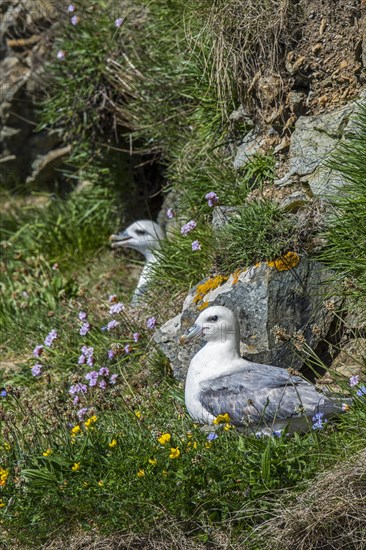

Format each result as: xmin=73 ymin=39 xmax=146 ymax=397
xmin=198 ymin=301 xmax=209 ymax=311
xmin=231 ymin=269 xmax=246 ymax=285
xmin=267 ymin=252 xmax=300 ymax=272
xmin=193 ymin=275 xmax=228 ymax=304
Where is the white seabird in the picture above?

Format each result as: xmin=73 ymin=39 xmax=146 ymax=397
xmin=181 ymin=305 xmax=346 ymax=434
xmin=110 ymin=220 xmax=164 ymax=303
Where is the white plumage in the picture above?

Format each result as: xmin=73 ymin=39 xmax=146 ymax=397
xmin=110 ymin=220 xmax=164 ymax=303
xmin=181 ymin=305 xmax=345 ymax=434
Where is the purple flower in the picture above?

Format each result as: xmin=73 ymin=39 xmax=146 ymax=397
xmin=124 ymin=344 xmax=131 ymax=354
xmin=33 ymin=345 xmax=44 ymax=358
xmin=78 ymin=311 xmax=87 ymax=321
xmin=133 ymin=332 xmax=140 ymax=343
xmin=73 ymin=396 xmax=80 ymax=405
xmin=69 ymin=383 xmax=88 ymax=395
xmin=80 ymin=322 xmax=90 ymax=336
xmin=108 ymin=349 xmax=116 ymax=360
xmin=1 ymin=389 xmax=7 ymax=397
xmin=114 ymin=17 xmax=124 ymax=27
xmin=107 ymin=320 xmax=119 ymax=331
xmin=108 ymin=294 xmax=117 ymax=303
xmin=70 ymin=15 xmax=79 ymax=25
xmin=82 ymin=346 xmax=94 ymax=358
xmin=166 ymin=208 xmax=174 ymax=219
xmin=272 ymin=430 xmax=282 ymax=437
xmin=110 ymin=374 xmax=118 ymax=385
xmin=146 ymin=317 xmax=156 ymax=330
xmin=356 ymin=386 xmax=366 ymax=397
xmin=109 ymin=302 xmax=125 ymax=315
xmin=56 ymin=50 xmax=65 ymax=60
xmin=86 ymin=356 xmax=94 ymax=367
xmin=205 ymin=191 xmax=219 ymax=207
xmin=191 ymin=240 xmax=201 ymax=251
xmin=31 ymin=364 xmax=42 ymax=377
xmin=312 ymin=412 xmax=328 ymax=431
xmin=99 ymin=367 xmax=109 ymax=377
xmin=207 ymin=433 xmax=218 ymax=441
xmin=67 ymin=4 xmax=75 ymax=12
xmin=99 ymin=379 xmax=107 ymax=390
xmin=85 ymin=371 xmax=99 ymax=387
xmin=78 ymin=354 xmax=86 ymax=365
xmin=77 ymin=408 xmax=89 ymax=420
xmin=181 ymin=220 xmax=197 ymax=236
xmin=44 ymin=329 xmax=57 ymax=347
xmin=350 ymin=375 xmax=360 ymax=387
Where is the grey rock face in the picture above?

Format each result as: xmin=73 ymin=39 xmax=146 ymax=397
xmin=155 ymin=258 xmax=336 ymax=381
xmin=233 ymin=130 xmax=266 ymax=169
xmin=275 ymin=91 xmax=366 ymax=195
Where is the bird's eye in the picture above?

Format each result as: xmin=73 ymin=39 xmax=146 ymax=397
xmin=135 ymin=229 xmax=146 ymax=236
xmin=209 ymin=315 xmax=218 ymax=322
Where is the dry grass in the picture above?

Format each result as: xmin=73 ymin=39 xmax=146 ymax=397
xmin=186 ymin=0 xmax=301 ymax=115
xmin=258 ymin=448 xmax=366 ymax=550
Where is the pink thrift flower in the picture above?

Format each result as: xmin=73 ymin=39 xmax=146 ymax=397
xmin=133 ymin=332 xmax=140 ymax=343
xmin=108 ymin=349 xmax=116 ymax=360
xmin=99 ymin=379 xmax=107 ymax=390
xmin=350 ymin=375 xmax=360 ymax=387
xmin=107 ymin=320 xmax=119 ymax=331
xmin=80 ymin=322 xmax=90 ymax=336
xmin=108 ymin=294 xmax=117 ymax=303
xmin=109 ymin=302 xmax=124 ymax=315
xmin=44 ymin=329 xmax=57 ymax=347
xmin=124 ymin=344 xmax=131 ymax=354
xmin=73 ymin=396 xmax=80 ymax=405
xmin=78 ymin=311 xmax=87 ymax=321
xmin=56 ymin=51 xmax=65 ymax=60
xmin=146 ymin=317 xmax=156 ymax=330
xmin=181 ymin=220 xmax=197 ymax=236
xmin=99 ymin=367 xmax=109 ymax=377
xmin=110 ymin=374 xmax=118 ymax=385
xmin=114 ymin=17 xmax=124 ymax=27
xmin=31 ymin=364 xmax=42 ymax=377
xmin=70 ymin=15 xmax=79 ymax=25
xmin=205 ymin=191 xmax=219 ymax=207
xmin=166 ymin=208 xmax=174 ymax=219
xmin=33 ymin=345 xmax=44 ymax=358
xmin=67 ymin=4 xmax=76 ymax=12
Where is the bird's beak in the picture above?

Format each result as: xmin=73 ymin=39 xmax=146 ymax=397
xmin=110 ymin=230 xmax=131 ymax=249
xmin=179 ymin=323 xmax=203 ymax=345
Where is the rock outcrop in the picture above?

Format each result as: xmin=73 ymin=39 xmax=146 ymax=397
xmin=155 ymin=256 xmax=339 ymax=381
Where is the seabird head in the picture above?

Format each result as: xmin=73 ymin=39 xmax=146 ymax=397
xmin=110 ymin=220 xmax=164 ymax=259
xmin=180 ymin=305 xmax=239 ymax=348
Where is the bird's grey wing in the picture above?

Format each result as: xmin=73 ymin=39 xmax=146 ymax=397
xmin=199 ymin=367 xmax=339 ymax=426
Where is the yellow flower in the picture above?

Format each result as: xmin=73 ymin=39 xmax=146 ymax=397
xmin=98 ymin=480 xmax=104 ymax=487
xmin=148 ymin=458 xmax=157 ymax=466
xmin=0 ymin=500 xmax=6 ymax=508
xmin=162 ymin=469 xmax=168 ymax=477
xmin=108 ymin=439 xmax=117 ymax=448
xmin=84 ymin=415 xmax=97 ymax=429
xmin=71 ymin=425 xmax=81 ymax=436
xmin=3 ymin=442 xmax=11 ymax=452
xmin=137 ymin=469 xmax=145 ymax=478
xmin=205 ymin=442 xmax=212 ymax=449
xmin=213 ymin=413 xmax=230 ymax=425
xmin=169 ymin=447 xmax=180 ymax=459
xmin=135 ymin=410 xmax=141 ymax=419
xmin=158 ymin=433 xmax=171 ymax=445
xmin=42 ymin=448 xmax=52 ymax=457
xmin=186 ymin=432 xmax=193 ymax=439
xmin=0 ymin=468 xmax=9 ymax=486
xmin=224 ymin=423 xmax=233 ymax=431
xmin=71 ymin=462 xmax=80 ymax=471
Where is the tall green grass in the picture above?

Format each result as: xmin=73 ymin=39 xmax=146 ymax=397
xmin=321 ymin=102 xmax=366 ymax=300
